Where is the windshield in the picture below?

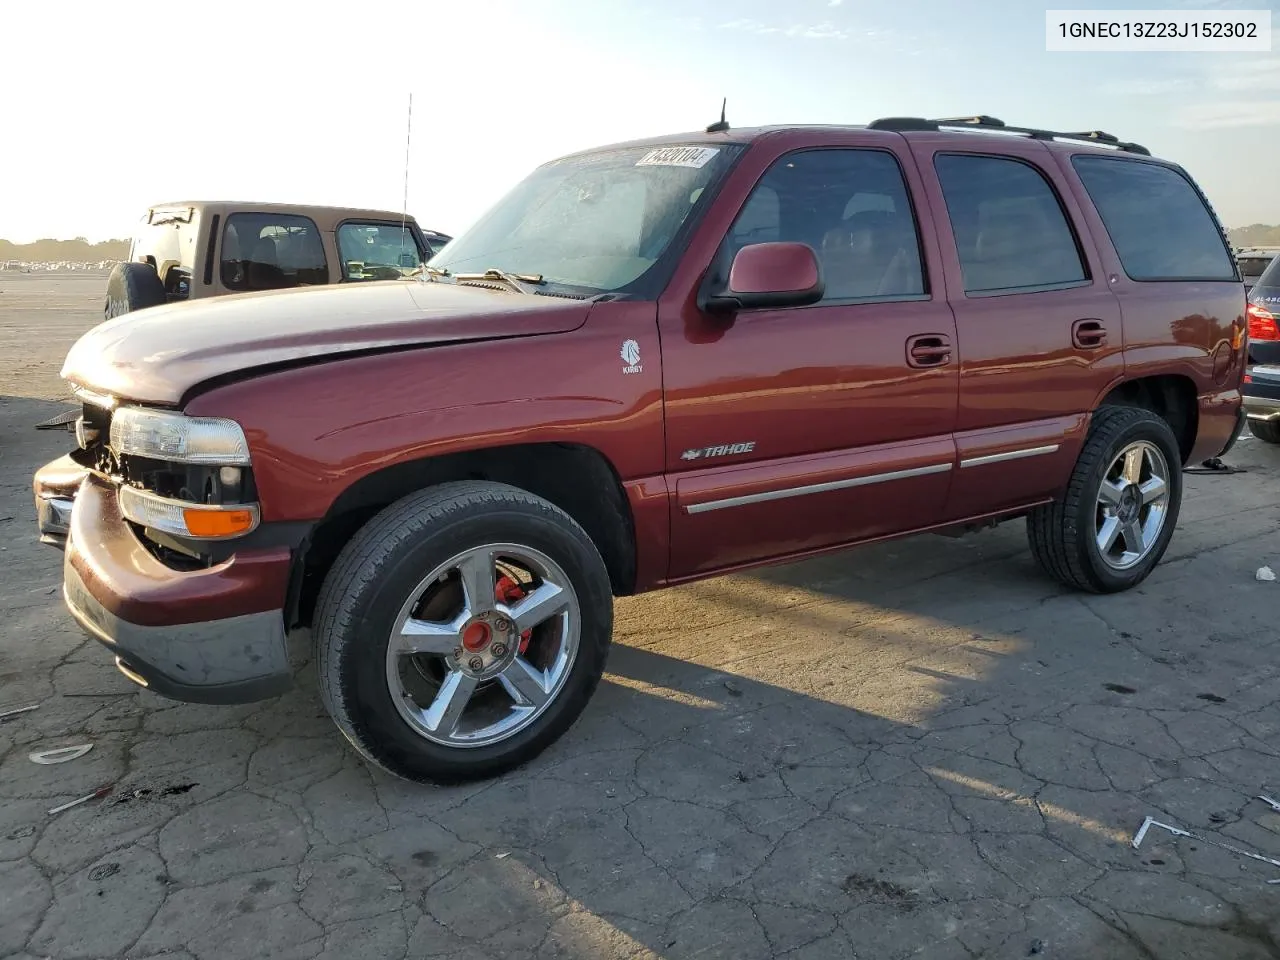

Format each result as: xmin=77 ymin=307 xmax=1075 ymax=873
xmin=429 ymin=142 xmax=744 ymax=295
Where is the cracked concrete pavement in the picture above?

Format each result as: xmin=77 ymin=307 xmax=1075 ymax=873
xmin=1 ymin=272 xmax=1279 ymax=959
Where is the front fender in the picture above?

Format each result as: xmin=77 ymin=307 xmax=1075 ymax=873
xmin=183 ymin=302 xmax=664 ymax=523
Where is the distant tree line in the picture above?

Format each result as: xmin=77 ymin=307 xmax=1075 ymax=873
xmin=0 ymin=237 xmax=130 ymax=262
xmin=1229 ymin=224 xmax=1280 ymax=248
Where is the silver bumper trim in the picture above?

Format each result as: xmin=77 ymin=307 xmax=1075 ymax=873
xmin=1243 ymin=395 xmax=1280 ymax=422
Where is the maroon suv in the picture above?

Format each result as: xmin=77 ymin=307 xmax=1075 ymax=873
xmin=34 ymin=115 xmax=1247 ymax=784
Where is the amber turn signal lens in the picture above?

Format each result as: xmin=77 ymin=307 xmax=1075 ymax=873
xmin=182 ymin=508 xmax=256 ymax=538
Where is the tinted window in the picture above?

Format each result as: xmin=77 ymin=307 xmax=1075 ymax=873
xmin=221 ymin=213 xmax=328 ymax=291
xmin=934 ymin=154 xmax=1086 ymax=294
xmin=727 ymin=148 xmax=926 ymax=301
xmin=1239 ymin=254 xmax=1275 ymax=282
xmin=337 ymin=222 xmax=423 ymax=281
xmin=1071 ymin=156 xmax=1236 ymax=282
xmin=1251 ymin=252 xmax=1280 ymax=299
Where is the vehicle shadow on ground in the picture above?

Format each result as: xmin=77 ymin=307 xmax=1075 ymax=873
xmin=361 ymin=508 xmax=1280 ymax=959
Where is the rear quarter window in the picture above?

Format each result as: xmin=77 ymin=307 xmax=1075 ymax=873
xmin=1071 ymin=156 xmax=1237 ymax=282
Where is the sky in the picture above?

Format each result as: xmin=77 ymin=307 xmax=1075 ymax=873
xmin=1 ymin=0 xmax=1277 ymax=242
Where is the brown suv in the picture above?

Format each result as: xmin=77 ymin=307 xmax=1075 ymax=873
xmin=103 ymin=200 xmax=451 ymax=319
xmin=34 ymin=115 xmax=1246 ymax=785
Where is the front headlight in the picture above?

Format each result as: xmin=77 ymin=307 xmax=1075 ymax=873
xmin=109 ymin=408 xmax=251 ymax=465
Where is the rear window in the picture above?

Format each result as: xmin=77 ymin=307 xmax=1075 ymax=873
xmin=1251 ymin=253 xmax=1280 ymax=300
xmin=1071 ymin=156 xmax=1236 ymax=282
xmin=1239 ymin=254 xmax=1276 ymax=282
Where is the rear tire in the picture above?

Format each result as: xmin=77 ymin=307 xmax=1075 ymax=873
xmin=104 ymin=262 xmax=167 ymax=320
xmin=1027 ymin=406 xmax=1182 ymax=593
xmin=1248 ymin=420 xmax=1280 ymax=444
xmin=313 ymin=480 xmax=613 ymax=784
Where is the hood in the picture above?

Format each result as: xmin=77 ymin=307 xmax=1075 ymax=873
xmin=60 ymin=280 xmax=592 ymax=405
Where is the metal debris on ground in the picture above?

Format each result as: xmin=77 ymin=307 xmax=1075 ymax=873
xmin=87 ymin=862 xmax=121 ymax=881
xmin=109 ymin=782 xmax=198 ymax=805
xmin=1257 ymin=566 xmax=1277 ymax=582
xmin=1256 ymin=795 xmax=1280 ymax=814
xmin=1131 ymin=815 xmax=1280 ymax=875
xmin=0 ymin=703 xmax=39 ymax=721
xmin=48 ymin=784 xmax=113 ymax=816
xmin=29 ymin=744 xmax=93 ymax=764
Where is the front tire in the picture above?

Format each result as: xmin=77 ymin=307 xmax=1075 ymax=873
xmin=1027 ymin=406 xmax=1182 ymax=593
xmin=313 ymin=480 xmax=613 ymax=784
xmin=1248 ymin=420 xmax=1280 ymax=444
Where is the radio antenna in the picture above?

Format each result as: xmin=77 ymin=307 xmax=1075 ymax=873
xmin=399 ymin=92 xmax=413 ymax=271
xmin=706 ymin=97 xmax=729 ymax=133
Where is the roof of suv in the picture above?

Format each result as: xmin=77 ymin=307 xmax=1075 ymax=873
xmin=145 ymin=201 xmax=421 ymax=222
xmin=563 ymin=115 xmax=1159 ymax=163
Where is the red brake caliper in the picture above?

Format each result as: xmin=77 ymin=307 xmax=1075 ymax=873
xmin=495 ymin=575 xmax=533 ymax=655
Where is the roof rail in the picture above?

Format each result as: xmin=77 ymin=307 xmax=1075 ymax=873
xmin=867 ymin=115 xmax=1151 ymax=156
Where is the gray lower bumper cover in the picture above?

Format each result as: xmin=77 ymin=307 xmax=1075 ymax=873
xmin=63 ymin=553 xmax=292 ymax=705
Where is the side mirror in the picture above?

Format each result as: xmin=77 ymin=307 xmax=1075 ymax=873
xmin=703 ymin=241 xmax=824 ymax=314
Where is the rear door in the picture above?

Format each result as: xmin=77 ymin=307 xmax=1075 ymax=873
xmin=905 ymin=136 xmax=1125 ymax=521
xmin=659 ymin=137 xmax=960 ymax=580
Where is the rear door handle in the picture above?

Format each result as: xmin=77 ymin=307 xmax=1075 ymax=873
xmin=907 ymin=334 xmax=953 ymax=368
xmin=1072 ymin=318 xmax=1108 ymax=349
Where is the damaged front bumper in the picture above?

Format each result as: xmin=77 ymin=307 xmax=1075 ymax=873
xmin=62 ymin=475 xmax=294 ymax=704
xmin=33 ymin=454 xmax=88 ymax=548
xmin=34 ymin=453 xmax=296 ymax=704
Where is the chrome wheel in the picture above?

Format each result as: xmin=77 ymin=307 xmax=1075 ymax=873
xmin=385 ymin=542 xmax=580 ymax=748
xmin=1094 ymin=440 xmax=1170 ymax=571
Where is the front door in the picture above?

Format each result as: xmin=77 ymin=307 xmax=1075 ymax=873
xmin=658 ymin=141 xmax=961 ymax=580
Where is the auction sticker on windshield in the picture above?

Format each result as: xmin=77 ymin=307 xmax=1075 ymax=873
xmin=636 ymin=146 xmax=720 ymax=168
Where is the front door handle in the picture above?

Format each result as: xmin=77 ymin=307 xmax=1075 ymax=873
xmin=1072 ymin=318 xmax=1108 ymax=349
xmin=907 ymin=334 xmax=953 ymax=368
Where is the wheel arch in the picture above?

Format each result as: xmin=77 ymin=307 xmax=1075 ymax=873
xmin=286 ymin=441 xmax=637 ymax=629
xmin=1097 ymin=373 xmax=1199 ymax=464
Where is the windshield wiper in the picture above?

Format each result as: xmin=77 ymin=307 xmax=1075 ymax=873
xmin=453 ymin=268 xmax=545 ymax=294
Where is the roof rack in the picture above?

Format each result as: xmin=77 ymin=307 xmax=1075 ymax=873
xmin=867 ymin=115 xmax=1151 ymax=156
